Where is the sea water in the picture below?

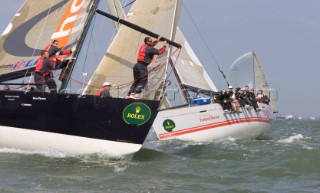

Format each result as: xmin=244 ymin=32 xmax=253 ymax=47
xmin=1 ymin=120 xmax=320 ymax=193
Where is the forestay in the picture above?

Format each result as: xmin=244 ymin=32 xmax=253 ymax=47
xmin=84 ymin=0 xmax=182 ymax=100
xmin=0 ymin=0 xmax=97 ymax=82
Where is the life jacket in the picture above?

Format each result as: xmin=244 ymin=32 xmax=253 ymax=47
xmin=35 ymin=56 xmax=45 ymax=73
xmin=96 ymin=88 xmax=105 ymax=96
xmin=137 ymin=44 xmax=147 ymax=62
xmin=35 ymin=56 xmax=51 ymax=77
xmin=44 ymin=44 xmax=51 ymax=51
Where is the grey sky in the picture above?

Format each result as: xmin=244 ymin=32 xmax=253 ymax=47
xmin=1 ymin=0 xmax=319 ymax=117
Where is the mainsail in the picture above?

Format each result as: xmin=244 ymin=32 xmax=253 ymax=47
xmin=0 ymin=0 xmax=98 ymax=82
xmin=227 ymin=51 xmax=277 ymax=112
xmin=83 ymin=0 xmax=182 ymax=100
xmin=252 ymin=52 xmax=277 ymax=112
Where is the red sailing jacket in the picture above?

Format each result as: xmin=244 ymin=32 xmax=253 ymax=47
xmin=44 ymin=44 xmax=71 ymax=57
xmin=96 ymin=88 xmax=105 ymax=96
xmin=137 ymin=41 xmax=166 ymax=65
xmin=35 ymin=56 xmax=53 ymax=77
xmin=44 ymin=44 xmax=72 ymax=68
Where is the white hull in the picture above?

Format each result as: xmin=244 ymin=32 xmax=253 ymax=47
xmin=153 ymin=103 xmax=272 ymax=141
xmin=0 ymin=126 xmax=142 ymax=158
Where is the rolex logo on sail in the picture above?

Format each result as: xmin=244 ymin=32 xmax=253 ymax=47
xmin=123 ymin=103 xmax=151 ymax=125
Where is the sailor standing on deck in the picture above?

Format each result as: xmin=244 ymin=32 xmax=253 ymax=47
xmin=127 ymin=36 xmax=167 ymax=99
xmin=34 ymin=50 xmax=57 ymax=93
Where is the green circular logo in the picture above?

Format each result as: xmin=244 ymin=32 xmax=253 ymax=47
xmin=163 ymin=119 xmax=176 ymax=132
xmin=123 ymin=102 xmax=152 ymax=125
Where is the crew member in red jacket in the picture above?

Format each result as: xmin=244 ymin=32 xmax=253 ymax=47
xmin=34 ymin=50 xmax=57 ymax=93
xmin=44 ymin=40 xmax=72 ymax=69
xmin=96 ymin=82 xmax=112 ymax=98
xmin=127 ymin=36 xmax=167 ymax=99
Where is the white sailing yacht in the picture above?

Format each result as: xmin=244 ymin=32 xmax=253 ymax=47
xmin=152 ymin=44 xmax=273 ymax=141
xmin=0 ymin=0 xmax=182 ymax=157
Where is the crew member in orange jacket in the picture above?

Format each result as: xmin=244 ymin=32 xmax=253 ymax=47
xmin=34 ymin=50 xmax=57 ymax=93
xmin=127 ymin=36 xmax=167 ymax=99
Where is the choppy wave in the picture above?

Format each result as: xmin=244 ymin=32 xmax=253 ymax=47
xmin=1 ymin=120 xmax=320 ymax=192
xmin=277 ymin=133 xmax=304 ymax=143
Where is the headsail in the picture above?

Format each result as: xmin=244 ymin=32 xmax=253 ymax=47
xmin=172 ymin=27 xmax=218 ymax=92
xmin=0 ymin=0 xmax=98 ymax=82
xmin=227 ymin=51 xmax=277 ymax=112
xmin=83 ymin=0 xmax=182 ymax=100
xmin=227 ymin=52 xmax=254 ymax=89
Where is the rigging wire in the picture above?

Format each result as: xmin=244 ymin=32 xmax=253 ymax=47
xmin=182 ymin=2 xmax=229 ymax=86
xmin=26 ymin=0 xmax=56 ymax=85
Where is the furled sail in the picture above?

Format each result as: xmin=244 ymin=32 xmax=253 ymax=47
xmin=172 ymin=27 xmax=218 ymax=92
xmin=0 ymin=0 xmax=98 ymax=82
xmin=227 ymin=51 xmax=277 ymax=112
xmin=84 ymin=0 xmax=182 ymax=100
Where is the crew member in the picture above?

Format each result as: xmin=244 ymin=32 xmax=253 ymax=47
xmin=127 ymin=36 xmax=167 ymax=99
xmin=34 ymin=50 xmax=57 ymax=93
xmin=44 ymin=40 xmax=72 ymax=69
xmin=96 ymin=82 xmax=112 ymax=98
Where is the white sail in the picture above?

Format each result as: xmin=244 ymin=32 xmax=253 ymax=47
xmin=227 ymin=52 xmax=254 ymax=89
xmin=173 ymin=27 xmax=218 ymax=92
xmin=84 ymin=0 xmax=182 ymax=100
xmin=227 ymin=51 xmax=277 ymax=112
xmin=0 ymin=0 xmax=94 ymax=81
xmin=106 ymin=0 xmax=125 ymax=30
xmin=252 ymin=52 xmax=277 ymax=112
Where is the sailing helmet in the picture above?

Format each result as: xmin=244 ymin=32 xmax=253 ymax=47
xmin=103 ymin=82 xmax=111 ymax=86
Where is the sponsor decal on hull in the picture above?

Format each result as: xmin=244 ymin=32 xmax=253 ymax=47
xmin=163 ymin=119 xmax=176 ymax=132
xmin=122 ymin=103 xmax=151 ymax=125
